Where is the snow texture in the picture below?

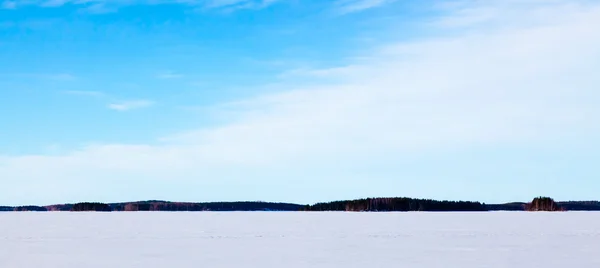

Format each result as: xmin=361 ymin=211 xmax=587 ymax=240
xmin=1 ymin=212 xmax=599 ymax=267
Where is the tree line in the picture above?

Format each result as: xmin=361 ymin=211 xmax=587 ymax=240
xmin=110 ymin=201 xmax=304 ymax=211
xmin=304 ymin=197 xmax=487 ymax=212
xmin=2 ymin=197 xmax=599 ymax=212
xmin=71 ymin=202 xmax=112 ymax=212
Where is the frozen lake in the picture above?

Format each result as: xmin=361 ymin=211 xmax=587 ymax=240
xmin=1 ymin=212 xmax=599 ymax=267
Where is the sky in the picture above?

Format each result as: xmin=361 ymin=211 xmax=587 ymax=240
xmin=0 ymin=0 xmax=599 ymax=206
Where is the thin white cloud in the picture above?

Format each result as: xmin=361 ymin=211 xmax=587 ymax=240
xmin=108 ymin=100 xmax=155 ymax=111
xmin=334 ymin=0 xmax=395 ymax=14
xmin=41 ymin=0 xmax=70 ymax=7
xmin=1 ymin=0 xmax=16 ymax=9
xmin=78 ymin=3 xmax=116 ymax=14
xmin=43 ymin=73 xmax=77 ymax=81
xmin=1 ymin=0 xmax=599 ymax=204
xmin=0 ymin=73 xmax=77 ymax=81
xmin=156 ymin=71 xmax=184 ymax=79
xmin=215 ymin=0 xmax=280 ymax=12
xmin=205 ymin=0 xmax=251 ymax=8
xmin=62 ymin=90 xmax=104 ymax=97
xmin=10 ymin=0 xmax=280 ymax=12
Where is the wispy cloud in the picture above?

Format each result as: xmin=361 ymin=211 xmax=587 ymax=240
xmin=211 ymin=0 xmax=281 ymax=12
xmin=334 ymin=0 xmax=396 ymax=14
xmin=206 ymin=0 xmax=259 ymax=8
xmin=78 ymin=3 xmax=116 ymax=14
xmin=63 ymin=91 xmax=155 ymax=112
xmin=108 ymin=100 xmax=155 ymax=111
xmin=62 ymin=90 xmax=104 ymax=97
xmin=1 ymin=0 xmax=16 ymax=9
xmin=40 ymin=0 xmax=69 ymax=7
xmin=1 ymin=73 xmax=77 ymax=81
xmin=156 ymin=71 xmax=184 ymax=79
xmin=7 ymin=0 xmax=281 ymax=12
xmin=43 ymin=73 xmax=77 ymax=81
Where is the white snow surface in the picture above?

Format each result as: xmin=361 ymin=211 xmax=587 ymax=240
xmin=1 ymin=212 xmax=599 ymax=267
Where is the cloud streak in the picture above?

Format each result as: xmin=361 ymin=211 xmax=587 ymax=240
xmin=1 ymin=0 xmax=16 ymax=9
xmin=5 ymin=0 xmax=281 ymax=12
xmin=61 ymin=90 xmax=155 ymax=112
xmin=108 ymin=100 xmax=155 ymax=111
xmin=0 ymin=73 xmax=77 ymax=81
xmin=156 ymin=71 xmax=184 ymax=79
xmin=62 ymin=90 xmax=105 ymax=97
xmin=334 ymin=0 xmax=395 ymax=14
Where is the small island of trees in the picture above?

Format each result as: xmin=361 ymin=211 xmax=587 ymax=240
xmin=525 ymin=197 xmax=563 ymax=211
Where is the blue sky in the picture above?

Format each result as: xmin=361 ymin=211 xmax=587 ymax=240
xmin=1 ymin=0 xmax=599 ymax=205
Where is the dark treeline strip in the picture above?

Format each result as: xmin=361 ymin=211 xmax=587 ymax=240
xmin=110 ymin=201 xmax=303 ymax=212
xmin=44 ymin=201 xmax=304 ymax=212
xmin=71 ymin=202 xmax=112 ymax=212
xmin=304 ymin=197 xmax=487 ymax=212
xmin=558 ymin=201 xmax=600 ymax=211
xmin=485 ymin=202 xmax=527 ymax=211
xmin=6 ymin=202 xmax=303 ymax=212
xmin=486 ymin=200 xmax=600 ymax=211
xmin=13 ymin=206 xmax=48 ymax=212
xmin=2 ymin=197 xmax=600 ymax=212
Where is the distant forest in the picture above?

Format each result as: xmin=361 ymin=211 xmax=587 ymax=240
xmin=49 ymin=201 xmax=304 ymax=212
xmin=303 ymin=198 xmax=486 ymax=211
xmin=1 ymin=197 xmax=599 ymax=212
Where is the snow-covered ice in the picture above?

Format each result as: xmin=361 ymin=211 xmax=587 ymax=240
xmin=1 ymin=212 xmax=599 ymax=267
